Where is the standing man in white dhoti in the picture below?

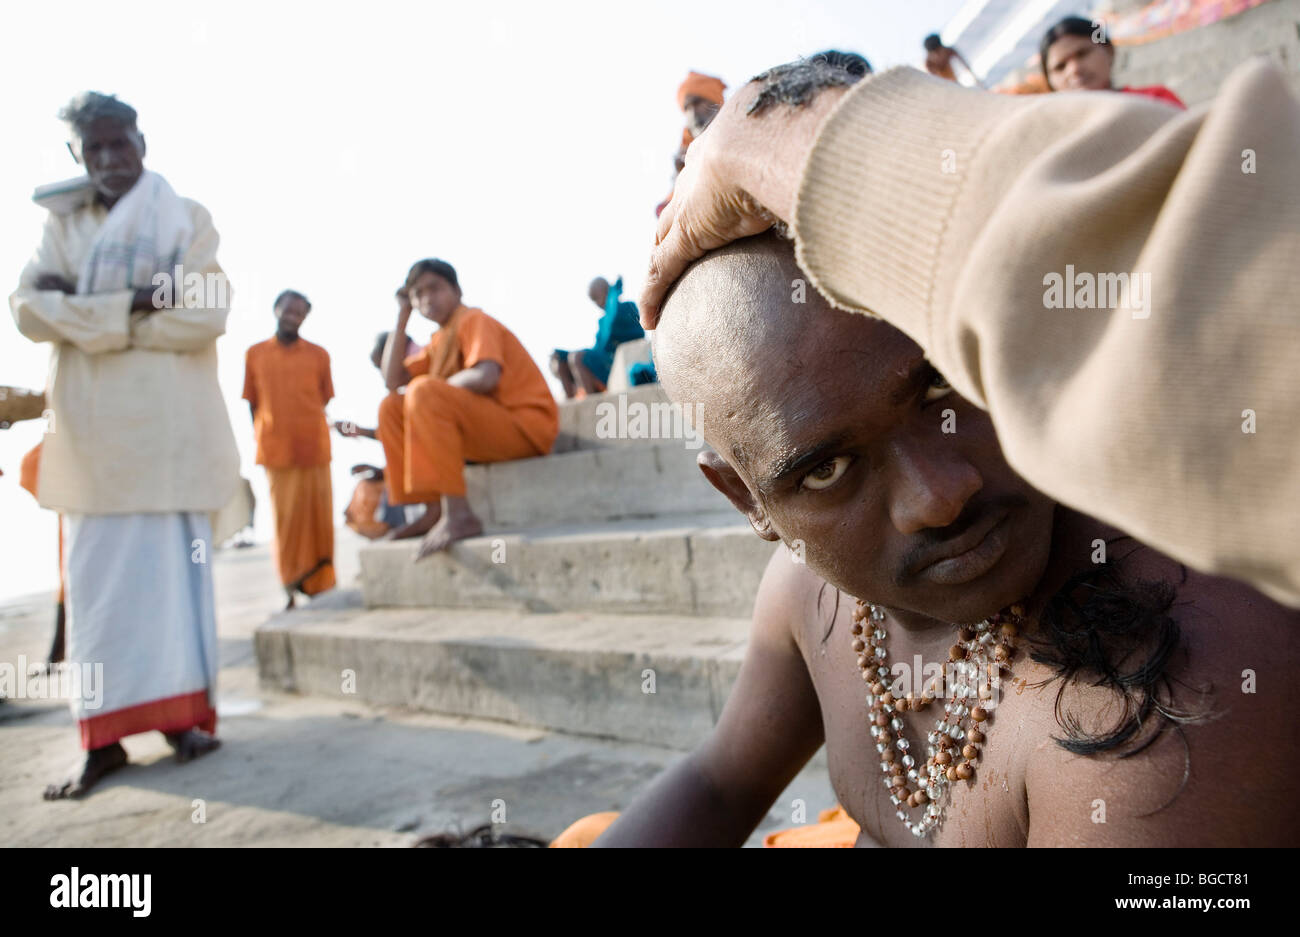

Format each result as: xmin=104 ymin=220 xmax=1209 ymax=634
xmin=9 ymin=92 xmax=240 ymax=799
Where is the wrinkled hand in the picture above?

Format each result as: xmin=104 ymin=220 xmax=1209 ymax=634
xmin=640 ymin=80 xmax=851 ymax=330
xmin=640 ymin=119 xmax=777 ymax=329
xmin=334 ymin=420 xmax=361 ymax=438
xmin=35 ymin=273 xmax=76 ymax=294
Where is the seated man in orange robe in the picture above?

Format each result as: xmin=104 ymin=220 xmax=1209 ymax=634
xmin=377 ymin=258 xmax=558 ymax=557
xmin=242 ymin=289 xmax=336 ymax=609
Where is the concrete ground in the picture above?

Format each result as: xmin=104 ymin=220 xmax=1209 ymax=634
xmin=0 ymin=533 xmax=834 ymax=847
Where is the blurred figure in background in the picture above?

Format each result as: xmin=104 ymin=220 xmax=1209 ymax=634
xmin=0 ymin=387 xmax=65 ymax=669
xmin=551 ymin=276 xmax=645 ymax=398
xmin=243 ymin=289 xmax=336 ymax=609
xmin=10 ymin=92 xmax=238 ymax=797
xmin=657 ymin=71 xmax=727 ymax=217
xmin=378 ymin=258 xmax=558 ymax=556
xmin=1040 ymin=15 xmax=1184 ymax=108
xmin=924 ymin=33 xmax=982 ymax=87
xmin=335 ymin=319 xmax=422 ymax=541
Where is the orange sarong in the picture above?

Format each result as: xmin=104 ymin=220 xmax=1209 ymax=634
xmin=344 ymin=477 xmax=390 ymax=540
xmin=548 ymin=805 xmax=861 ymax=848
xmin=266 ymin=464 xmax=335 ymax=595
xmin=378 ymin=306 xmax=557 ymax=505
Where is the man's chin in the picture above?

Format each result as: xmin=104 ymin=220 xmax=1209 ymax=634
xmin=895 ymin=562 xmax=1041 ymax=626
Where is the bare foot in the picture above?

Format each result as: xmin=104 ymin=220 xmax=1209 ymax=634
xmin=164 ymin=729 xmax=222 ymax=764
xmin=386 ymin=502 xmax=441 ymax=540
xmin=43 ymin=743 xmax=128 ymax=800
xmin=415 ymin=509 xmax=484 ymax=559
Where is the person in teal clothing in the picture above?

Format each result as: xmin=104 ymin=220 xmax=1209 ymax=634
xmin=551 ymin=275 xmax=648 ymax=397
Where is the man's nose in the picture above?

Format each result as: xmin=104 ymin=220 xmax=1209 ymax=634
xmin=886 ymin=439 xmax=983 ymax=536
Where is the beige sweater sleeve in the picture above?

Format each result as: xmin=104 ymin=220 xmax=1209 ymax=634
xmin=793 ymin=61 xmax=1300 ymax=607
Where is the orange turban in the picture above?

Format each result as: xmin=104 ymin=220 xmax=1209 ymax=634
xmin=677 ymin=71 xmax=726 ymax=110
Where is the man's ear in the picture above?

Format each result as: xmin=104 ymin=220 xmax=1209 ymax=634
xmin=697 ymin=448 xmax=780 ymax=542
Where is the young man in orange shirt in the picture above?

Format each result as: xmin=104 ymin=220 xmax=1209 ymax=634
xmin=242 ymin=289 xmax=336 ymax=609
xmin=377 ymin=258 xmax=558 ymax=557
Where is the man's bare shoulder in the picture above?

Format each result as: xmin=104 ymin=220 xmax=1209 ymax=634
xmin=1020 ymin=550 xmax=1299 ymax=846
xmin=752 ymin=544 xmax=838 ymax=653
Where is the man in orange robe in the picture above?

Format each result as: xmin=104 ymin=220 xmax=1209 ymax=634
xmin=242 ymin=289 xmax=336 ymax=609
xmin=656 ymin=71 xmax=727 ymax=217
xmin=377 ymin=258 xmax=558 ymax=557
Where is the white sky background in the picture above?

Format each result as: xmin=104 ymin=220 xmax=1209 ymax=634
xmin=0 ymin=0 xmax=966 ymax=603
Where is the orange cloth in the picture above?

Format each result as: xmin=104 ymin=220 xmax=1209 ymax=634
xmin=266 ymin=464 xmax=335 ymax=595
xmin=404 ymin=306 xmax=557 ymax=451
xmin=676 ymin=71 xmax=726 ymax=109
xmin=19 ymin=442 xmax=41 ymax=500
xmin=547 ymin=806 xmax=861 ymax=848
xmin=378 ymin=379 xmax=549 ymax=504
xmin=761 ymin=806 xmax=861 ymax=848
xmin=17 ymin=442 xmax=65 ymax=605
xmin=344 ymin=477 xmax=390 ymax=539
xmin=379 ymin=306 xmax=558 ymax=505
xmin=549 ymin=811 xmax=621 ymax=848
xmin=242 ymin=337 xmax=334 ymax=468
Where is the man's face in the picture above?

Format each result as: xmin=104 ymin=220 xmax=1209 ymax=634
xmin=71 ymin=117 xmax=145 ymax=203
xmin=683 ymin=94 xmax=720 ymax=137
xmin=588 ymin=278 xmax=609 ymax=309
xmin=658 ymin=245 xmax=1057 ymax=625
xmin=1045 ymin=34 xmax=1113 ymax=91
xmin=410 ymin=271 xmax=460 ymax=325
xmin=275 ymin=296 xmax=310 ymax=336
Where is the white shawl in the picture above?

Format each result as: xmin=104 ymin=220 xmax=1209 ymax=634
xmin=76 ymin=170 xmax=194 ymax=294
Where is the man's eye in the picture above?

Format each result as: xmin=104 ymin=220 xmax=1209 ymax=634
xmin=924 ymin=371 xmax=953 ymax=403
xmin=800 ymin=455 xmax=851 ymax=492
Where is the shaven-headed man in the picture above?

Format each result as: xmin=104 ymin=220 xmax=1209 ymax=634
xmin=591 ymin=234 xmax=1298 ymax=847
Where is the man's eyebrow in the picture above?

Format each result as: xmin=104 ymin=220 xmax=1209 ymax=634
xmin=758 ymin=432 xmax=853 ymax=496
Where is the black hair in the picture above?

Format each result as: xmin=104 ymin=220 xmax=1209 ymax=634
xmin=818 ymin=536 xmax=1213 ymax=775
xmin=273 ymin=289 xmax=311 ymax=312
xmin=59 ymin=91 xmax=139 ymax=136
xmin=405 ymin=258 xmax=460 ymax=293
xmin=1040 ymin=15 xmax=1112 ymax=86
xmin=748 ymin=51 xmax=873 ymax=116
xmin=414 ymin=824 xmax=547 ymax=848
xmin=923 ymin=34 xmax=944 ymax=52
xmin=808 ymin=49 xmax=872 ymax=78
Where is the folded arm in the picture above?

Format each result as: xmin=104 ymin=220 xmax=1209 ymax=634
xmin=9 ymin=213 xmax=131 ymax=353
xmin=128 ymin=204 xmax=230 ymax=352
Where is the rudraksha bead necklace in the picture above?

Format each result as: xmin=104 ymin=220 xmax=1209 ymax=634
xmin=852 ymin=598 xmax=1023 ymax=838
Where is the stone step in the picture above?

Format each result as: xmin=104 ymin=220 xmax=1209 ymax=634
xmin=359 ymin=513 xmax=776 ymax=618
xmin=554 ymin=384 xmax=692 ymax=453
xmin=465 ymin=441 xmax=720 ymax=530
xmin=255 ymin=599 xmax=750 ymax=750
